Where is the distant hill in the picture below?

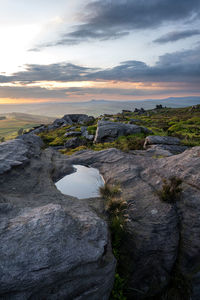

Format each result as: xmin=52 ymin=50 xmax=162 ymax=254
xmin=0 ymin=113 xmax=54 ymax=141
xmin=5 ymin=112 xmax=55 ymax=124
xmin=0 ymin=96 xmax=200 ymax=117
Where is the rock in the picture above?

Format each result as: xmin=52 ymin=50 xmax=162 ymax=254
xmin=94 ymin=120 xmax=151 ymax=143
xmin=134 ymin=108 xmax=146 ymax=114
xmin=67 ymin=126 xmax=76 ymax=131
xmin=66 ymin=114 xmax=94 ymax=125
xmin=30 ymin=125 xmax=46 ymax=134
xmin=64 ymin=131 xmax=82 ymax=137
xmin=147 ymin=144 xmax=188 ymax=155
xmin=51 ymin=116 xmax=73 ymax=129
xmin=0 ymin=202 xmax=13 ymax=213
xmin=0 ymin=143 xmax=115 ymax=299
xmin=80 ymin=127 xmax=94 ymax=141
xmin=67 ymin=146 xmax=200 ymax=299
xmin=144 ymin=135 xmax=181 ymax=147
xmin=1 ymin=130 xmax=200 ymax=299
xmin=81 ymin=126 xmax=87 ymax=133
xmin=122 ymin=110 xmax=132 ymax=113
xmin=128 ymin=118 xmax=139 ymax=124
xmin=155 ymin=104 xmax=163 ymax=109
xmin=64 ymin=137 xmax=86 ymax=149
xmin=0 ymin=134 xmax=43 ymax=174
xmin=132 ymin=147 xmax=173 ymax=157
xmin=0 ymin=204 xmax=115 ymax=300
xmin=189 ymin=105 xmax=200 ymax=112
xmin=84 ymin=132 xmax=94 ymax=141
xmin=144 ymin=135 xmax=187 ymax=155
xmin=47 ymin=115 xmax=95 ymax=131
xmin=63 ymin=115 xmax=76 ymax=124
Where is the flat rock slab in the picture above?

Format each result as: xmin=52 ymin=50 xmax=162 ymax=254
xmin=0 ymin=203 xmax=115 ymax=300
xmin=144 ymin=135 xmax=181 ymax=146
xmin=144 ymin=135 xmax=188 ymax=155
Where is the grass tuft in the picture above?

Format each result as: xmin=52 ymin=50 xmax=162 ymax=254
xmin=157 ymin=176 xmax=183 ymax=203
xmin=99 ymin=183 xmax=121 ymax=199
xmin=100 ymin=183 xmax=129 ymax=300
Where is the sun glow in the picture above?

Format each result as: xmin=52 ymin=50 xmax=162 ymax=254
xmin=0 ymin=80 xmax=179 ymax=91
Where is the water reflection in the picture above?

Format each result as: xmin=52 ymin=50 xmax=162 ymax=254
xmin=55 ymin=165 xmax=104 ymax=199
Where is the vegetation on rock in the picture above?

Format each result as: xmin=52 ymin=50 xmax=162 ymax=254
xmin=157 ymin=177 xmax=183 ymax=203
xmin=37 ymin=105 xmax=200 ymax=155
xmin=100 ymin=183 xmax=130 ymax=300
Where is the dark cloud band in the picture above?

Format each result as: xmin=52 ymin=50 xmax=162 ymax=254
xmin=154 ymin=29 xmax=200 ymax=43
xmin=32 ymin=0 xmax=200 ymax=49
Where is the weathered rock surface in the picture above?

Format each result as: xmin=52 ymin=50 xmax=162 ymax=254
xmin=80 ymin=126 xmax=94 ymax=141
xmin=0 ymin=137 xmax=115 ymax=300
xmin=144 ymin=135 xmax=188 ymax=155
xmin=64 ymin=131 xmax=82 ymax=137
xmin=1 ymin=132 xmax=200 ymax=300
xmin=147 ymin=143 xmax=188 ymax=155
xmin=0 ymin=134 xmax=43 ymax=174
xmin=48 ymin=114 xmax=95 ymax=131
xmin=67 ymin=147 xmax=200 ymax=299
xmin=64 ymin=137 xmax=86 ymax=149
xmin=94 ymin=120 xmax=151 ymax=143
xmin=0 ymin=204 xmax=115 ymax=300
xmin=144 ymin=135 xmax=181 ymax=146
xmin=67 ymin=114 xmax=94 ymax=125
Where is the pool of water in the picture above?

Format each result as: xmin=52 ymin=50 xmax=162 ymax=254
xmin=55 ymin=165 xmax=104 ymax=199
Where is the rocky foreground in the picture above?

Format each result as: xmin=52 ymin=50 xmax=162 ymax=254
xmin=0 ymin=113 xmax=200 ymax=300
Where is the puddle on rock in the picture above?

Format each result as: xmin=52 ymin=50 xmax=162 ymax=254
xmin=55 ymin=165 xmax=104 ymax=199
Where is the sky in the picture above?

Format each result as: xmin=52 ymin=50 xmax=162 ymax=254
xmin=0 ymin=0 xmax=200 ymax=104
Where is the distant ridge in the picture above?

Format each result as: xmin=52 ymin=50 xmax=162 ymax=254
xmin=0 ymin=96 xmax=199 ymax=117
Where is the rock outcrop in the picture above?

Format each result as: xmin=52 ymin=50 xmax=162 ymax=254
xmin=0 ymin=136 xmax=115 ymax=300
xmin=0 ymin=134 xmax=43 ymax=174
xmin=0 ymin=204 xmax=115 ymax=300
xmin=144 ymin=135 xmax=188 ymax=155
xmin=64 ymin=137 xmax=86 ymax=149
xmin=67 ymin=147 xmax=200 ymax=299
xmin=64 ymin=131 xmax=82 ymax=137
xmin=1 ymin=131 xmax=200 ymax=299
xmin=48 ymin=114 xmax=94 ymax=131
xmin=94 ymin=120 xmax=151 ymax=143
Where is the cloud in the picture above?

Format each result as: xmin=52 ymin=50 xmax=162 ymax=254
xmin=1 ymin=84 xmax=199 ymax=102
xmin=64 ymin=86 xmax=200 ymax=97
xmin=32 ymin=0 xmax=200 ymax=49
xmin=0 ymin=86 xmax=68 ymax=99
xmin=1 ymin=46 xmax=200 ymax=91
xmin=0 ymin=75 xmax=14 ymax=83
xmin=0 ymin=63 xmax=98 ymax=83
xmin=88 ymin=46 xmax=200 ymax=83
xmin=154 ymin=29 xmax=200 ymax=43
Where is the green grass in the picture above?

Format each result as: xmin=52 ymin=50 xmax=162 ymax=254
xmin=38 ymin=105 xmax=200 ymax=153
xmin=87 ymin=124 xmax=97 ymax=135
xmin=38 ymin=126 xmax=72 ymax=146
xmin=0 ymin=113 xmax=53 ymax=141
xmin=0 ymin=119 xmax=40 ymax=141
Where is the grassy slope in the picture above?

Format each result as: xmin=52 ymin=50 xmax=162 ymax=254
xmin=0 ymin=113 xmax=54 ymax=141
xmin=38 ymin=105 xmax=200 ymax=155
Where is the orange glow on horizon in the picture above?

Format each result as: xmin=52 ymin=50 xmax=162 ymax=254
xmin=1 ymin=92 xmax=199 ymax=105
xmin=0 ymin=79 xmax=192 ymax=92
xmin=0 ymin=98 xmax=54 ymax=104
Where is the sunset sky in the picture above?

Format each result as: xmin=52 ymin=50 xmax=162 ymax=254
xmin=0 ymin=0 xmax=200 ymax=104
